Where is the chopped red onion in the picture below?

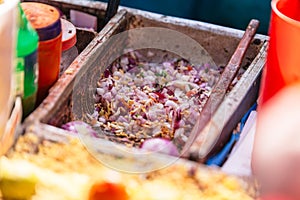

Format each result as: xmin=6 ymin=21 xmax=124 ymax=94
xmin=140 ymin=138 xmax=179 ymax=157
xmin=92 ymin=51 xmax=222 ymax=148
xmin=165 ymin=100 xmax=178 ymax=109
xmin=61 ymin=121 xmax=98 ymax=137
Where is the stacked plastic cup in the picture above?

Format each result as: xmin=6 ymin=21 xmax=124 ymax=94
xmin=259 ymin=0 xmax=300 ymax=107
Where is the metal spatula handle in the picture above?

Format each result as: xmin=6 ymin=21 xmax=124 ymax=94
xmin=104 ymin=0 xmax=120 ymax=25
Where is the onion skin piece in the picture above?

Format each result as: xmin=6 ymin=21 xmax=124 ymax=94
xmin=140 ymin=138 xmax=179 ymax=157
xmin=61 ymin=121 xmax=98 ymax=137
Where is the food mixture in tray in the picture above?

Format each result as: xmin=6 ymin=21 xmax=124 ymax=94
xmin=0 ymin=133 xmax=256 ymax=200
xmin=90 ymin=50 xmax=223 ymax=148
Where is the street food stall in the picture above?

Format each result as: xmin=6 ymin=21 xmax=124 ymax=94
xmin=0 ymin=0 xmax=273 ymax=199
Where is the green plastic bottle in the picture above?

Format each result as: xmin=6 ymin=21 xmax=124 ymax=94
xmin=15 ymin=4 xmax=39 ymax=119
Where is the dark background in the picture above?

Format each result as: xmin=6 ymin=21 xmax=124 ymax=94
xmin=97 ymin=0 xmax=271 ymax=34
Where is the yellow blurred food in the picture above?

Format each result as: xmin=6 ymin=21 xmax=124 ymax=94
xmin=1 ymin=133 xmax=256 ymax=200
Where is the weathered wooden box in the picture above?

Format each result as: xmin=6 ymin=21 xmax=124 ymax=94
xmin=23 ymin=0 xmax=268 ymax=161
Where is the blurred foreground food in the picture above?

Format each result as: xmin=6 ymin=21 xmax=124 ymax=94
xmin=1 ymin=133 xmax=256 ymax=200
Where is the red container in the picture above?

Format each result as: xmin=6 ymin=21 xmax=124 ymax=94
xmin=21 ymin=2 xmax=62 ymax=105
xmin=259 ymin=0 xmax=300 ymax=107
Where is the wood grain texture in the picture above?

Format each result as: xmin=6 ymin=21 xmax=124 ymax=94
xmin=182 ymin=20 xmax=260 ymax=161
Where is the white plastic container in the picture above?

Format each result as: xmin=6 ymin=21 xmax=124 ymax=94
xmin=0 ymin=0 xmax=19 ymax=139
xmin=60 ymin=19 xmax=78 ymax=76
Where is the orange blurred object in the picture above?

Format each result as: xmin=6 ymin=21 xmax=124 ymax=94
xmin=89 ymin=182 xmax=128 ymax=200
xmin=21 ymin=2 xmax=62 ymax=105
xmin=259 ymin=0 xmax=300 ymax=107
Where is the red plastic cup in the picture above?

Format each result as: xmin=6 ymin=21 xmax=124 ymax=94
xmin=259 ymin=0 xmax=300 ymax=107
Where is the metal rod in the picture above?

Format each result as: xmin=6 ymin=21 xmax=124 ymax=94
xmin=103 ymin=0 xmax=120 ymax=26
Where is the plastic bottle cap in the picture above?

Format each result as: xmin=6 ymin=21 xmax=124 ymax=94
xmin=61 ymin=19 xmax=77 ymax=51
xmin=21 ymin=2 xmax=61 ymax=41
